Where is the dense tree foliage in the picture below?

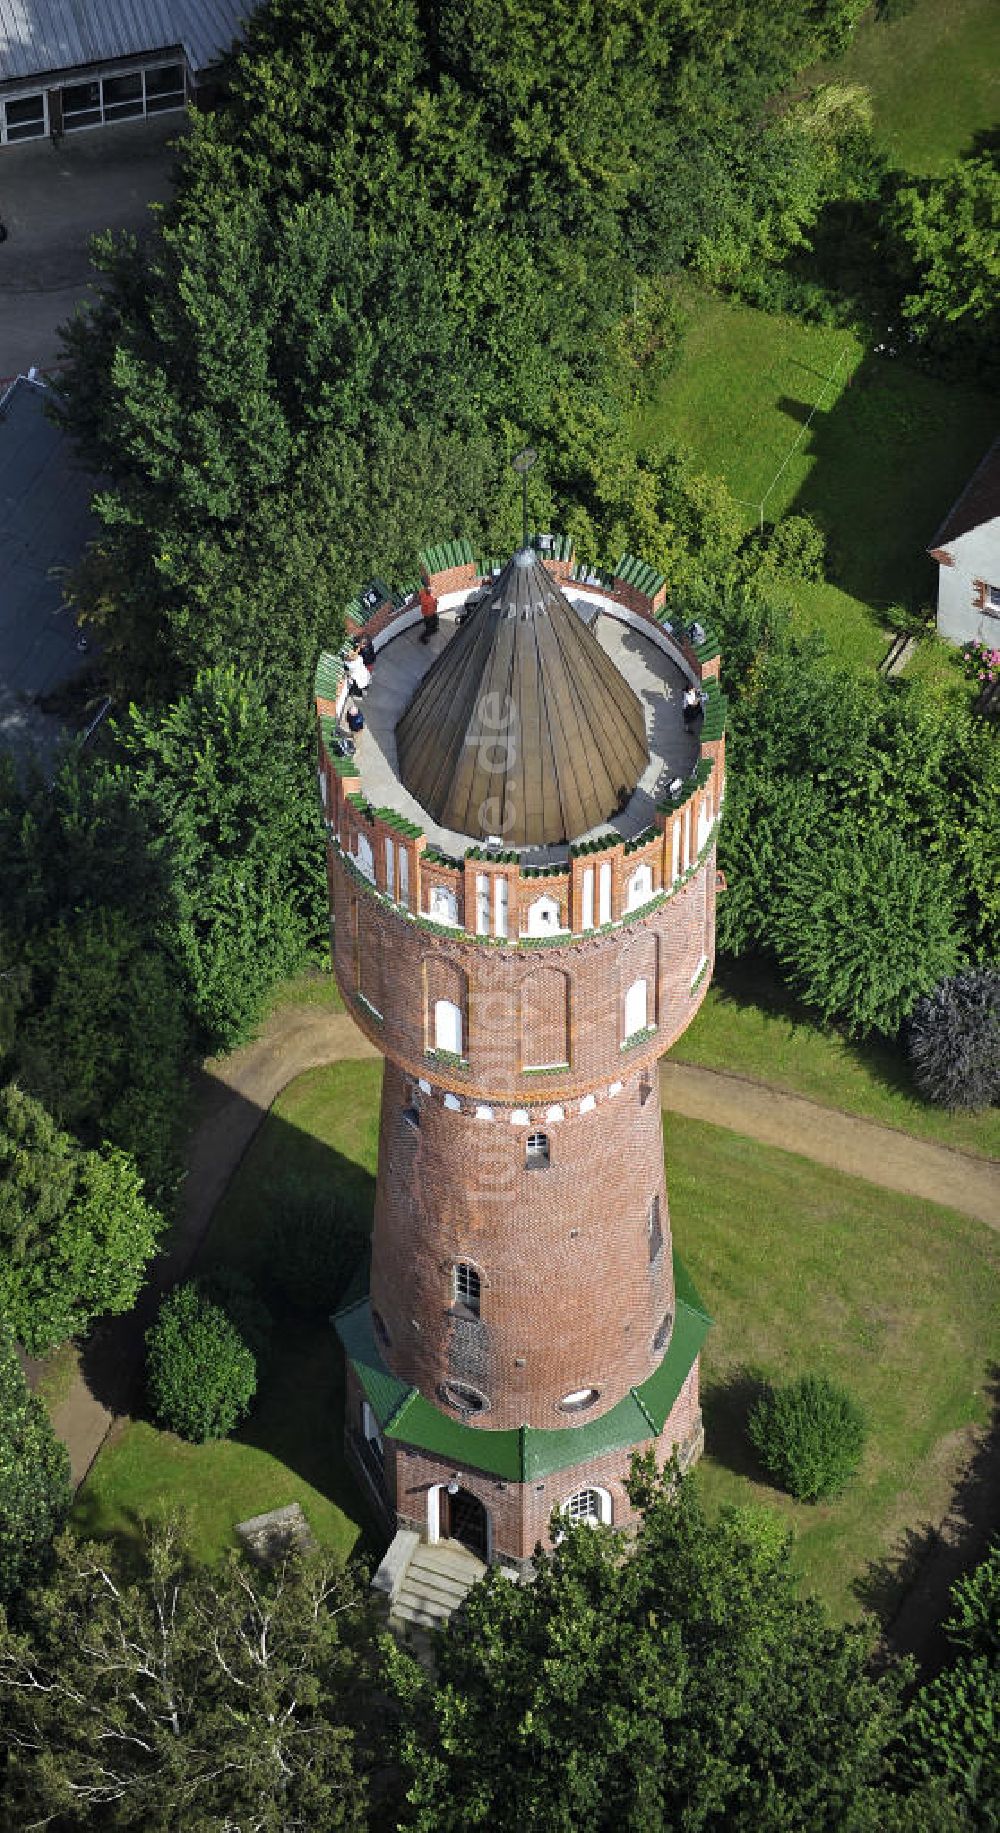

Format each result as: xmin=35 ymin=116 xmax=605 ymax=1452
xmin=892 ymin=153 xmax=1000 ymax=383
xmin=121 ymin=666 xmax=326 ymax=1050
xmin=704 ymin=583 xmax=999 ymax=1034
xmin=0 ymin=1085 xmax=164 ymax=1357
xmin=389 ymin=1458 xmax=912 ymax=1830
xmin=0 ymin=1326 xmax=70 ymax=1613
xmin=55 ymin=0 xmax=877 ymax=708
xmin=0 ymin=753 xmax=189 ymax=1198
xmin=0 ymin=1524 xmax=375 ymax=1829
xmin=899 ymin=1541 xmax=1000 ymax=1826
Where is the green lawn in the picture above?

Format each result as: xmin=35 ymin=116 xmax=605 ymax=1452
xmin=74 ymin=1060 xmax=384 ymax=1566
xmin=635 ymin=287 xmax=998 ymax=639
xmin=263 ymin=963 xmax=345 ymax=1018
xmin=77 ymin=1052 xmax=998 ymax=1628
xmin=671 ymin=958 xmax=1000 ymax=1161
xmin=812 ymin=0 xmax=1000 ymax=176
xmin=667 ymin=1114 xmax=1000 ymax=1621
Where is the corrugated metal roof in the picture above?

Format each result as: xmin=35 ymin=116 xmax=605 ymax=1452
xmin=0 ymin=0 xmax=252 ymax=81
xmin=395 ymin=547 xmax=651 ymax=849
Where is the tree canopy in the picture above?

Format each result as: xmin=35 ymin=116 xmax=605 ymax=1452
xmin=388 ymin=1459 xmax=911 ymax=1830
xmin=0 ymin=1084 xmax=164 ymax=1356
xmin=0 ymin=1524 xmax=375 ymax=1830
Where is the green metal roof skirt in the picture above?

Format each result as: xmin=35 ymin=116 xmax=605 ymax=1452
xmin=335 ymin=1251 xmax=711 ymax=1484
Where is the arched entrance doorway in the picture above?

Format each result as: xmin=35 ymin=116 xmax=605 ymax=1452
xmin=439 ymin=1486 xmax=489 ymax=1560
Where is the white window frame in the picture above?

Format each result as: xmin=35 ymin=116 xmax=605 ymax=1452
xmin=355 ymin=833 xmax=375 ymax=883
xmin=626 ymin=863 xmax=654 ymax=911
xmin=384 ymin=837 xmax=395 ymax=899
xmin=581 ymin=866 xmax=595 ymax=930
xmin=59 ymin=60 xmax=187 ymax=136
xmin=561 ymin=1486 xmax=612 ymax=1527
xmin=434 ymin=997 xmax=463 ymax=1056
xmin=598 ymin=860 xmax=612 ymax=925
xmin=524 ymin=893 xmax=561 ymax=937
xmin=428 ymin=884 xmax=459 ymax=926
xmin=494 ymin=877 xmax=509 ymax=937
xmin=398 ymin=846 xmax=409 ymax=908
xmin=452 ymin=1262 xmax=481 ymax=1316
xmin=0 ymin=88 xmax=48 ymax=144
xmin=624 ymin=977 xmax=648 ymax=1039
xmin=476 ymin=873 xmax=490 ymax=935
xmin=361 ymin=1400 xmax=382 ymax=1454
xmin=525 ymin=1130 xmax=550 ymax=1168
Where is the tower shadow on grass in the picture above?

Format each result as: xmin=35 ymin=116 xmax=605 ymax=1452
xmin=74 ymin=1097 xmax=384 ymax=1564
xmin=853 ymin=1363 xmax=1000 ymax=1677
xmin=700 ymin=1364 xmax=770 ymax=1484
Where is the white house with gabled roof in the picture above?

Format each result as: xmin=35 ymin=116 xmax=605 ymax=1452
xmin=928 ymin=436 xmax=1000 ymax=646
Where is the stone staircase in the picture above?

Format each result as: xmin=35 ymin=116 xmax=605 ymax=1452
xmin=374 ymin=1530 xmax=486 ymax=1644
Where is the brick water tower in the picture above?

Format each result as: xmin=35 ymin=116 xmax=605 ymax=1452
xmin=317 ymin=535 xmax=725 ymax=1574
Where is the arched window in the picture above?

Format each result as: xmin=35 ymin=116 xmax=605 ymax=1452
xmin=452 ymin=1263 xmax=481 ymax=1318
xmin=434 ymin=998 xmax=463 ymax=1056
xmin=625 ymin=977 xmax=648 ymax=1039
xmin=562 ymin=1486 xmax=612 ymax=1527
xmin=627 ymin=863 xmax=654 ymax=910
xmin=355 ymin=832 xmax=375 ymax=883
xmin=429 ymin=884 xmax=458 ymax=926
xmin=525 ymin=894 xmax=561 ymax=937
xmin=526 ymin=1131 xmax=550 ymax=1169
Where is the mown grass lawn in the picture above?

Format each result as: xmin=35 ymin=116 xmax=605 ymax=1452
xmin=74 ymin=1061 xmax=385 ymax=1566
xmin=666 ymin=1114 xmax=1000 ymax=1622
xmin=810 ymin=0 xmax=1000 ymax=176
xmin=634 ymin=287 xmax=999 ymax=644
xmin=78 ymin=1055 xmax=998 ymax=1631
xmin=671 ymin=958 xmax=1000 ymax=1162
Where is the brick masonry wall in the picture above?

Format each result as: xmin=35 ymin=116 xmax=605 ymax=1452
xmin=329 ymin=843 xmax=716 ymax=1102
xmin=381 ymin=1362 xmax=702 ymax=1565
xmin=370 ymin=1059 xmax=675 ymax=1427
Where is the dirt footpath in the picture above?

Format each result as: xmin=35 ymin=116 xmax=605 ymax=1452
xmin=50 ymin=1004 xmax=996 ymax=1491
xmin=660 ymin=1062 xmax=999 ymax=1229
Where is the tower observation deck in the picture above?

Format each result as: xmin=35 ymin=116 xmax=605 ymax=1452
xmin=317 ymin=535 xmax=725 ymax=1571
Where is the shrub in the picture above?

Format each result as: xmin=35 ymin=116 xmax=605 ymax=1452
xmin=146 ymin=1282 xmax=256 ymax=1442
xmin=265 ymin=1176 xmax=370 ymax=1315
xmin=199 ymin=1265 xmax=273 ymax=1369
xmin=750 ymin=513 xmax=828 ymax=584
xmin=908 ymin=968 xmax=1000 ymax=1110
xmin=749 ymin=1373 xmax=866 ymax=1502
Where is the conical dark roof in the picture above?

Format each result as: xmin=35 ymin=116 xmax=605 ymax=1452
xmin=395 ymin=549 xmax=650 ymax=847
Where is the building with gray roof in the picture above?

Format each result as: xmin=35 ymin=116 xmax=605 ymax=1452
xmin=0 ymin=1 xmax=253 ymax=146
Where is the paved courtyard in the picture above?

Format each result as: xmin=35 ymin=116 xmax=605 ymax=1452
xmin=0 ymin=115 xmax=184 ymax=378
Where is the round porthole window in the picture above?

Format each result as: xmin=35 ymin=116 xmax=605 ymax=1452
xmin=558 ymin=1386 xmax=600 ymax=1413
xmin=440 ymin=1381 xmax=490 ymax=1416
